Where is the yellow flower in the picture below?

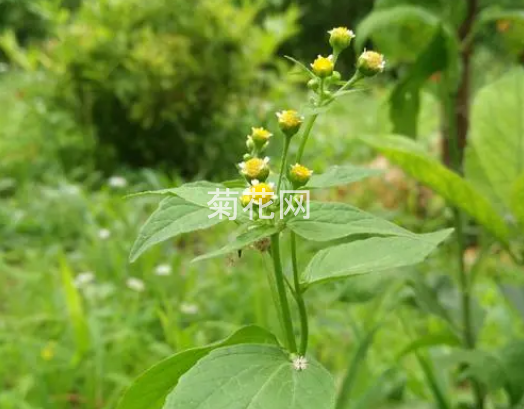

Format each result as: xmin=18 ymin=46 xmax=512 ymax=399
xmin=239 ymin=157 xmax=270 ymax=181
xmin=328 ymin=27 xmax=355 ymax=51
xmin=310 ymin=55 xmax=334 ymax=78
xmin=289 ymin=163 xmax=313 ymax=187
xmin=250 ymin=127 xmax=272 ymax=143
xmin=276 ymin=110 xmax=303 ymax=137
xmin=243 ymin=180 xmax=276 ymax=205
xmin=357 ymin=51 xmax=385 ymax=77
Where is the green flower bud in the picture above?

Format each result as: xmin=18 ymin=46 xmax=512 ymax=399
xmin=276 ymin=110 xmax=303 ymax=137
xmin=328 ymin=27 xmax=355 ymax=53
xmin=307 ymin=78 xmax=320 ymax=91
xmin=289 ymin=163 xmax=313 ymax=188
xmin=239 ymin=157 xmax=271 ymax=182
xmin=357 ymin=51 xmax=386 ymax=77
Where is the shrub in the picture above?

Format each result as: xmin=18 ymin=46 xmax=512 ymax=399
xmin=40 ymin=0 xmax=297 ymax=178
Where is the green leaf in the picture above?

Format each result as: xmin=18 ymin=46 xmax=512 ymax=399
xmin=466 ymin=68 xmax=524 ymax=213
xmin=192 ymin=224 xmax=280 ymax=262
xmin=449 ymin=349 xmax=507 ymax=392
xmin=396 ymin=332 xmax=461 ymax=360
xmin=389 ymin=27 xmax=451 ymax=138
xmin=360 ymin=134 xmax=511 ymax=245
xmin=117 ymin=326 xmax=278 ymax=409
xmin=288 ymin=201 xmax=415 ymax=242
xmin=130 ymin=197 xmax=225 ymax=262
xmin=59 ymin=258 xmax=90 ymax=361
xmin=304 ymin=165 xmax=381 ymax=190
xmin=498 ymin=341 xmax=524 ymax=405
xmin=164 ymin=344 xmax=336 ymax=409
xmin=356 ymin=6 xmax=442 ymax=52
xmin=301 ymin=229 xmax=452 ymax=286
xmin=129 ymin=181 xmax=225 ymax=207
xmin=511 ymin=174 xmax=524 ymax=231
xmin=335 ymin=326 xmax=380 ymax=409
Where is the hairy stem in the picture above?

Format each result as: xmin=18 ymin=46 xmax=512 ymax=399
xmin=270 ymin=234 xmax=297 ymax=353
xmin=290 ymin=233 xmax=309 ymax=355
xmin=295 ymin=115 xmax=318 ymax=164
xmin=277 ymin=137 xmax=291 ymax=193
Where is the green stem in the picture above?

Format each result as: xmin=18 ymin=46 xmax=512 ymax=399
xmin=335 ymin=71 xmax=363 ymax=96
xmin=443 ymin=71 xmax=485 ymax=409
xmin=277 ymin=137 xmax=291 ymax=193
xmin=270 ymin=234 xmax=297 ymax=353
xmin=295 ymin=114 xmax=318 ymax=163
xmin=290 ymin=233 xmax=309 ymax=355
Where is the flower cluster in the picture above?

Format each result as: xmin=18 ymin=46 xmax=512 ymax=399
xmin=235 ymin=26 xmax=384 ymax=215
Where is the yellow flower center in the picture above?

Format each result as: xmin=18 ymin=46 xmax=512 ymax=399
xmin=251 ymin=127 xmax=272 ymax=142
xmin=241 ymin=158 xmax=268 ymax=179
xmin=328 ymin=27 xmax=354 ymax=43
xmin=291 ymin=164 xmax=313 ymax=179
xmin=361 ymin=51 xmax=385 ymax=71
xmin=246 ymin=183 xmax=274 ymax=205
xmin=311 ymin=55 xmax=334 ymax=77
xmin=277 ymin=110 xmax=302 ymax=129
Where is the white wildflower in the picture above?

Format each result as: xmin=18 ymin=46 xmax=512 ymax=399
xmin=74 ymin=271 xmax=95 ymax=288
xmin=108 ymin=176 xmax=128 ymax=188
xmin=126 ymin=277 xmax=145 ymax=292
xmin=180 ymin=302 xmax=199 ymax=315
xmin=155 ymin=264 xmax=172 ymax=276
xmin=98 ymin=229 xmax=111 ymax=240
xmin=292 ymin=356 xmax=308 ymax=371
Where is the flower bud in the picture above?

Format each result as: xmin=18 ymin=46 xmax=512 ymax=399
xmin=357 ymin=51 xmax=385 ymax=77
xmin=289 ymin=163 xmax=313 ymax=188
xmin=328 ymin=27 xmax=355 ymax=53
xmin=238 ymin=157 xmax=270 ymax=182
xmin=310 ymin=55 xmax=334 ymax=78
xmin=331 ymin=71 xmax=341 ymax=82
xmin=248 ymin=127 xmax=272 ymax=150
xmin=276 ymin=110 xmax=303 ymax=137
xmin=307 ymin=78 xmax=320 ymax=91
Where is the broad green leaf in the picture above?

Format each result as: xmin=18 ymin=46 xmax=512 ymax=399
xmin=117 ymin=326 xmax=278 ymax=409
xmin=129 ymin=181 xmax=225 ymax=207
xmin=302 ymin=229 xmax=452 ymax=285
xmin=301 ymin=229 xmax=452 ymax=286
xmin=192 ymin=224 xmax=280 ymax=262
xmin=466 ymin=68 xmax=524 ymax=212
xmin=303 ymin=165 xmax=381 ymax=190
xmin=288 ymin=201 xmax=414 ymax=242
xmin=448 ymin=350 xmax=506 ymax=392
xmin=499 ymin=341 xmax=524 ymax=404
xmin=475 ymin=7 xmax=524 ymax=29
xmin=130 ymin=197 xmax=225 ymax=262
xmin=389 ymin=27 xmax=451 ymax=138
xmin=355 ymin=5 xmax=449 ymax=64
xmin=511 ymin=174 xmax=524 ymax=231
xmin=360 ymin=134 xmax=511 ymax=245
xmin=164 ymin=344 xmax=336 ymax=409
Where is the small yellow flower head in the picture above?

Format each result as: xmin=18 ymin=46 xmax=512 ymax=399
xmin=276 ymin=110 xmax=303 ymax=137
xmin=357 ymin=50 xmax=386 ymax=77
xmin=328 ymin=27 xmax=355 ymax=52
xmin=311 ymin=55 xmax=334 ymax=78
xmin=248 ymin=127 xmax=272 ymax=151
xmin=289 ymin=163 xmax=313 ymax=187
xmin=238 ymin=157 xmax=270 ymax=182
xmin=243 ymin=180 xmax=276 ymax=205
